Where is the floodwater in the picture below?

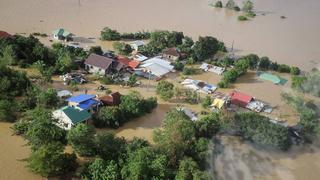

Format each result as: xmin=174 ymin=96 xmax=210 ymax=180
xmin=215 ymin=136 xmax=320 ymax=180
xmin=0 ymin=123 xmax=43 ymax=180
xmin=0 ymin=0 xmax=320 ymax=70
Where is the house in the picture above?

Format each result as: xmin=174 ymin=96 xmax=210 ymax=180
xmin=84 ymin=53 xmax=115 ymax=75
xmin=53 ymin=106 xmax=91 ymax=130
xmin=129 ymin=40 xmax=145 ymax=51
xmin=117 ymin=56 xmax=140 ymax=70
xmin=99 ymin=92 xmax=121 ymax=106
xmin=135 ymin=57 xmax=174 ymax=78
xmin=162 ymin=47 xmax=184 ymax=61
xmin=0 ymin=30 xmax=12 ymax=39
xmin=199 ymin=63 xmax=225 ymax=75
xmin=66 ymin=94 xmax=99 ymax=113
xmin=181 ymin=79 xmax=217 ymax=94
xmin=229 ymin=91 xmax=253 ymax=108
xmin=132 ymin=53 xmax=148 ymax=62
xmin=52 ymin=28 xmax=72 ymax=41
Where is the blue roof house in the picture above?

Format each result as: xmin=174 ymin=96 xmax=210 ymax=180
xmin=66 ymin=94 xmax=99 ymax=113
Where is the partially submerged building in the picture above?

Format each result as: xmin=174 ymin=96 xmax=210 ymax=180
xmin=181 ymin=79 xmax=217 ymax=94
xmin=53 ymin=106 xmax=91 ymax=130
xmin=52 ymin=28 xmax=72 ymax=41
xmin=258 ymin=72 xmax=287 ymax=85
xmin=99 ymin=92 xmax=121 ymax=106
xmin=229 ymin=91 xmax=253 ymax=108
xmin=129 ymin=40 xmax=145 ymax=51
xmin=66 ymin=94 xmax=99 ymax=113
xmin=199 ymin=63 xmax=225 ymax=75
xmin=84 ymin=54 xmax=115 ymax=75
xmin=162 ymin=47 xmax=185 ymax=61
xmin=135 ymin=57 xmax=174 ymax=79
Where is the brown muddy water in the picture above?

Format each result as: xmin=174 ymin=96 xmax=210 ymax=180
xmin=0 ymin=0 xmax=320 ymax=70
xmin=215 ymin=136 xmax=320 ymax=180
xmin=0 ymin=123 xmax=43 ymax=180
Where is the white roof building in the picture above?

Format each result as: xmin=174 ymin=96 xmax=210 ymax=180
xmin=129 ymin=40 xmax=145 ymax=51
xmin=138 ymin=57 xmax=174 ymax=77
xmin=132 ymin=53 xmax=149 ymax=62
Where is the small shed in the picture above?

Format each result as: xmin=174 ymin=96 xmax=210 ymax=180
xmin=100 ymin=92 xmax=121 ymax=106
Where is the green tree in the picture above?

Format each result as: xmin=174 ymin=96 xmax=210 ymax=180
xmin=258 ymin=56 xmax=271 ymax=70
xmin=195 ymin=113 xmax=221 ymax=138
xmin=113 ymin=42 xmax=133 ymax=55
xmin=101 ymin=27 xmax=121 ymax=41
xmin=55 ymin=51 xmax=75 ymax=73
xmin=96 ymin=132 xmax=127 ymax=161
xmin=185 ymin=89 xmax=199 ymax=104
xmin=175 ymin=158 xmax=210 ymax=180
xmin=127 ymin=74 xmax=137 ymax=87
xmin=226 ymin=0 xmax=236 ymax=9
xmin=95 ymin=106 xmax=125 ymax=128
xmin=290 ymin=67 xmax=300 ymax=75
xmin=37 ymin=88 xmax=59 ymax=108
xmin=120 ymin=91 xmax=145 ymax=118
xmin=153 ymin=109 xmax=196 ymax=167
xmin=242 ymin=0 xmax=254 ymax=13
xmin=25 ymin=108 xmax=66 ymax=150
xmin=215 ymin=1 xmax=223 ymax=8
xmin=156 ymin=80 xmax=174 ymax=101
xmin=0 ymin=45 xmax=16 ymax=65
xmin=89 ymin=46 xmax=104 ymax=55
xmin=121 ymin=147 xmax=169 ymax=180
xmin=0 ymin=98 xmax=15 ymax=121
xmin=234 ymin=58 xmax=250 ymax=75
xmin=222 ymin=69 xmax=239 ymax=83
xmin=84 ymin=158 xmax=120 ymax=180
xmin=201 ymin=96 xmax=212 ymax=109
xmin=27 ymin=142 xmax=77 ymax=177
xmin=243 ymin=54 xmax=259 ymax=69
xmin=192 ymin=36 xmax=225 ymax=61
xmin=235 ymin=112 xmax=292 ymax=150
xmin=67 ymin=124 xmax=96 ymax=156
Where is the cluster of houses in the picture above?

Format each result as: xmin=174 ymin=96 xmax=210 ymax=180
xmin=210 ymin=90 xmax=272 ymax=113
xmin=53 ymin=92 xmax=121 ymax=130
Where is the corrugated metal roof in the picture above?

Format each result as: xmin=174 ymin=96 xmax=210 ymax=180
xmin=78 ymin=99 xmax=99 ymax=110
xmin=66 ymin=94 xmax=96 ymax=103
xmin=61 ymin=106 xmax=91 ymax=124
xmin=85 ymin=53 xmax=114 ymax=70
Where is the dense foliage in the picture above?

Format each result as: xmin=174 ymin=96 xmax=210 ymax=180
xmin=94 ymin=91 xmax=157 ymax=128
xmin=235 ymin=112 xmax=292 ymax=150
xmin=156 ymin=80 xmax=174 ymax=101
xmin=291 ymin=69 xmax=320 ymax=97
xmin=67 ymin=124 xmax=96 ymax=156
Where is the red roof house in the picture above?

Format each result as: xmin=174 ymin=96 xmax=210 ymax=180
xmin=0 ymin=31 xmax=12 ymax=38
xmin=229 ymin=91 xmax=253 ymax=108
xmin=99 ymin=92 xmax=121 ymax=106
xmin=117 ymin=56 xmax=140 ymax=69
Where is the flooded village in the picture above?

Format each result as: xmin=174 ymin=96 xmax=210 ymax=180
xmin=1 ymin=0 xmax=320 ymax=180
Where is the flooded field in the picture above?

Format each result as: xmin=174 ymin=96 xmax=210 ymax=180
xmin=215 ymin=136 xmax=320 ymax=180
xmin=0 ymin=123 xmax=43 ymax=180
xmin=1 ymin=0 xmax=320 ymax=70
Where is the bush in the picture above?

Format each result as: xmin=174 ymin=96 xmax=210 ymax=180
xmin=100 ymin=27 xmax=121 ymax=41
xmin=182 ymin=67 xmax=197 ymax=75
xmin=277 ymin=64 xmax=291 ymax=73
xmin=233 ymin=6 xmax=241 ymax=11
xmin=201 ymin=96 xmax=212 ymax=109
xmin=113 ymin=42 xmax=133 ymax=55
xmin=215 ymin=1 xmax=223 ymax=8
xmin=238 ymin=15 xmax=248 ymax=21
xmin=173 ymin=61 xmax=185 ymax=71
xmin=242 ymin=1 xmax=254 ymax=13
xmin=156 ymin=80 xmax=174 ymax=101
xmin=100 ymin=76 xmax=113 ymax=85
xmin=290 ymin=67 xmax=300 ymax=75
xmin=246 ymin=11 xmax=256 ymax=18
